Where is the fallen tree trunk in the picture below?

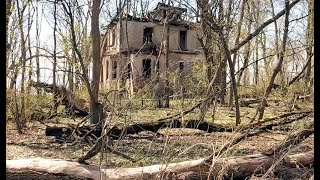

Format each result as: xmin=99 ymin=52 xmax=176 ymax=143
xmin=240 ymin=98 xmax=264 ymax=107
xmin=246 ymin=110 xmax=313 ymax=130
xmin=263 ymin=122 xmax=314 ymax=156
xmin=284 ymin=150 xmax=314 ymax=167
xmin=29 ymin=80 xmax=89 ymax=116
xmin=46 ymin=119 xmax=232 ymax=141
xmin=7 ymin=151 xmax=314 ymax=180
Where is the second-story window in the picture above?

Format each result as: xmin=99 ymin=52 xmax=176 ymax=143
xmin=112 ymin=29 xmax=116 ymax=46
xmin=179 ymin=31 xmax=187 ymax=51
xmin=143 ymin=27 xmax=153 ymax=44
xmin=142 ymin=59 xmax=152 ymax=78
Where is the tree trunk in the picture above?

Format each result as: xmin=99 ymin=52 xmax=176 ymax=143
xmin=61 ymin=1 xmax=97 ymax=123
xmin=35 ymin=0 xmax=40 ymax=95
xmin=304 ymin=0 xmax=313 ymax=88
xmin=229 ymin=0 xmax=246 ymax=107
xmin=237 ymin=2 xmax=252 ymax=85
xmin=90 ymin=0 xmax=102 ymax=124
xmin=257 ymin=0 xmax=291 ymax=120
xmin=53 ymin=0 xmax=58 ymax=114
xmin=219 ymin=33 xmax=241 ymax=125
xmin=7 ymin=151 xmax=314 ymax=180
xmin=198 ymin=0 xmax=225 ymax=102
xmin=261 ymin=32 xmax=269 ymax=79
xmin=164 ymin=0 xmax=171 ymax=108
xmin=6 ymin=0 xmax=13 ymax=76
xmin=16 ymin=0 xmax=28 ymax=133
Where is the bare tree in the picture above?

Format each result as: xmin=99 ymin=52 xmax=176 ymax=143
xmin=16 ymin=0 xmax=30 ymax=133
xmin=197 ymin=0 xmax=240 ymax=125
xmin=229 ymin=0 xmax=246 ymax=107
xmin=6 ymin=0 xmax=13 ymax=75
xmin=164 ymin=0 xmax=171 ymax=108
xmin=90 ymin=0 xmax=102 ymax=123
xmin=237 ymin=2 xmax=252 ymax=85
xmin=53 ymin=0 xmax=58 ymax=113
xmin=304 ymin=0 xmax=313 ymax=87
xmin=256 ymin=0 xmax=291 ymax=120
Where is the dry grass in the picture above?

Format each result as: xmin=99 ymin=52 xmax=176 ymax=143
xmin=6 ymin=98 xmax=314 ymax=179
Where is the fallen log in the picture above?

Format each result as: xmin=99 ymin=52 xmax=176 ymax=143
xmin=7 ymin=151 xmax=314 ymax=180
xmin=244 ymin=110 xmax=313 ymax=130
xmin=263 ymin=123 xmax=314 ymax=156
xmin=258 ymin=113 xmax=310 ymax=131
xmin=29 ymin=80 xmax=89 ymax=116
xmin=46 ymin=119 xmax=232 ymax=141
xmin=240 ymin=98 xmax=264 ymax=107
xmin=284 ymin=150 xmax=314 ymax=167
xmin=77 ymin=119 xmax=231 ymax=163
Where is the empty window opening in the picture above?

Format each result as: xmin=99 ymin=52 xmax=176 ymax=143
xmin=179 ymin=31 xmax=187 ymax=51
xmin=179 ymin=61 xmax=185 ymax=73
xmin=127 ymin=63 xmax=132 ymax=79
xmin=111 ymin=29 xmax=115 ymax=46
xmin=112 ymin=61 xmax=117 ymax=79
xmin=142 ymin=59 xmax=152 ymax=78
xmin=176 ymin=14 xmax=181 ymax=20
xmin=143 ymin=27 xmax=153 ymax=44
xmin=163 ymin=10 xmax=167 ymax=17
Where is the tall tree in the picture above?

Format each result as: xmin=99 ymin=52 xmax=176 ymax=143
xmin=35 ymin=0 xmax=41 ymax=95
xmin=253 ymin=1 xmax=260 ymax=85
xmin=16 ymin=0 xmax=29 ymax=133
xmin=229 ymin=0 xmax=246 ymax=107
xmin=6 ymin=0 xmax=13 ymax=75
xmin=90 ymin=0 xmax=102 ymax=123
xmin=237 ymin=2 xmax=252 ymax=85
xmin=53 ymin=0 xmax=58 ymax=113
xmin=257 ymin=0 xmax=291 ymax=120
xmin=304 ymin=0 xmax=313 ymax=87
xmin=61 ymin=0 xmax=102 ymax=124
xmin=197 ymin=0 xmax=240 ymax=125
xmin=164 ymin=0 xmax=171 ymax=108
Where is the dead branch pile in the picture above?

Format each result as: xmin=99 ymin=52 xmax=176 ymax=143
xmin=29 ymin=80 xmax=89 ymax=116
xmin=7 ymin=124 xmax=314 ymax=180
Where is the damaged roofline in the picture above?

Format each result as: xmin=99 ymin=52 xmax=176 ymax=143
xmin=102 ymin=3 xmax=192 ymax=30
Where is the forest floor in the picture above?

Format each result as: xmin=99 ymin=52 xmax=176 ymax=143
xmin=6 ymin=98 xmax=314 ymax=179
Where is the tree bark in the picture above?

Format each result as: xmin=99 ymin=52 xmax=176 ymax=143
xmin=16 ymin=0 xmax=28 ymax=133
xmin=90 ymin=0 xmax=102 ymax=124
xmin=35 ymin=0 xmax=40 ymax=95
xmin=53 ymin=0 xmax=58 ymax=114
xmin=6 ymin=0 xmax=13 ymax=76
xmin=304 ymin=0 xmax=314 ymax=87
xmin=164 ymin=0 xmax=171 ymax=108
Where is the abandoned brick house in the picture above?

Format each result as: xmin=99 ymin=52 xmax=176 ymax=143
xmin=100 ymin=3 xmax=206 ymax=91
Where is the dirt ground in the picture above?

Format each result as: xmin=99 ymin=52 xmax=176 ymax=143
xmin=6 ymin=125 xmax=314 ymax=179
xmin=6 ymin=103 xmax=314 ymax=179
